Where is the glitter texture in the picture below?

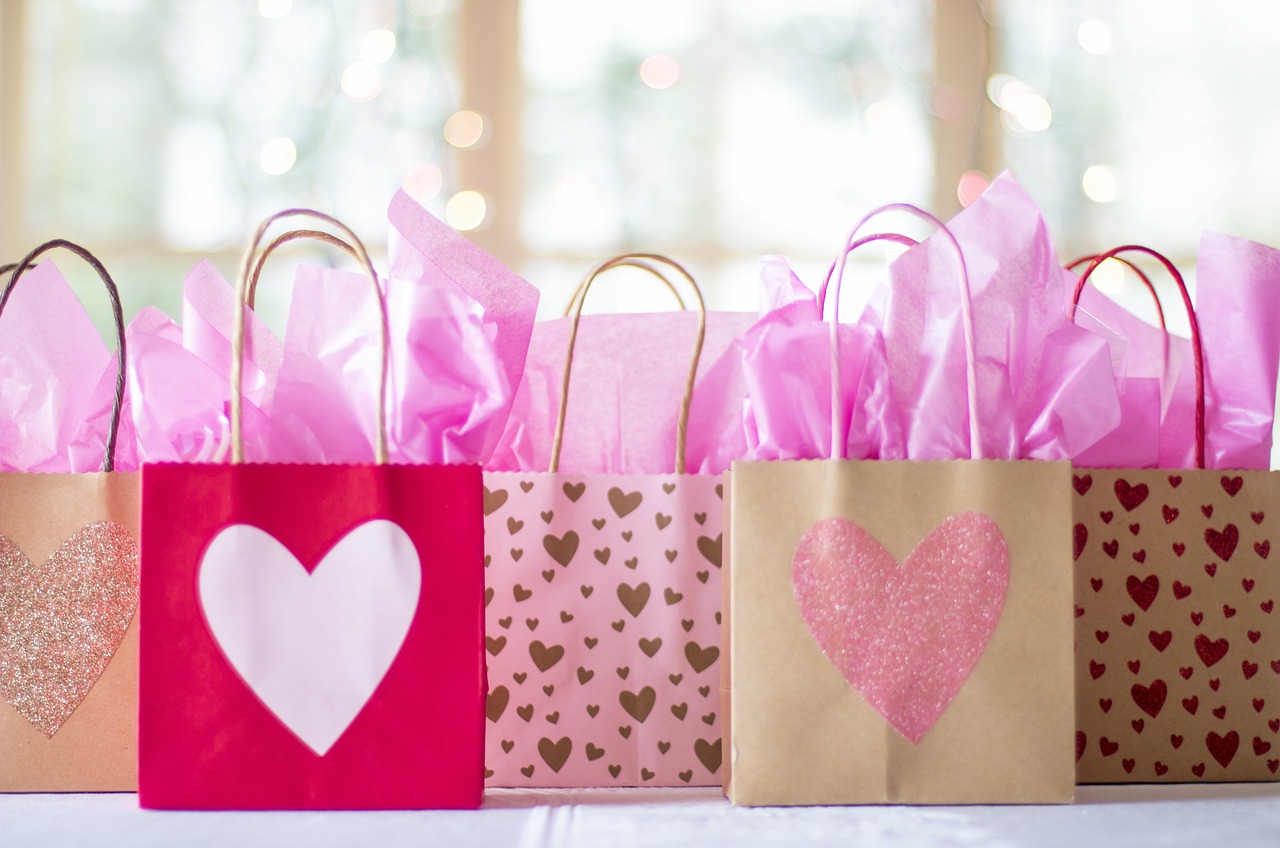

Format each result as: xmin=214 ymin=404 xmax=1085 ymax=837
xmin=0 ymin=521 xmax=139 ymax=737
xmin=792 ymin=513 xmax=1009 ymax=743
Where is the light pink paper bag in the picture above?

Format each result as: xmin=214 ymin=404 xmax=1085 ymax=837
xmin=484 ymin=256 xmax=724 ymax=787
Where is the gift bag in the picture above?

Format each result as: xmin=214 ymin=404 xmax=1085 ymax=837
xmin=1071 ymin=246 xmax=1280 ymax=783
xmin=0 ymin=241 xmax=140 ymax=792
xmin=484 ymin=255 xmax=726 ymax=787
xmin=138 ymin=211 xmax=485 ymax=809
xmin=725 ymin=204 xmax=1075 ymax=805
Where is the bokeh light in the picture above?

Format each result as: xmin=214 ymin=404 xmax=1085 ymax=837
xmin=341 ymin=61 xmax=382 ymax=102
xmin=403 ymin=163 xmax=444 ymax=203
xmin=445 ymin=190 xmax=488 ymax=230
xmin=360 ymin=29 xmax=397 ymax=64
xmin=1089 ymin=257 xmax=1127 ymax=296
xmin=957 ymin=171 xmax=990 ymax=207
xmin=1082 ymin=165 xmax=1118 ymax=203
xmin=639 ymin=55 xmax=681 ymax=90
xmin=1077 ymin=20 xmax=1113 ymax=56
xmin=257 ymin=0 xmax=292 ymax=19
xmin=443 ymin=110 xmax=487 ymax=148
xmin=259 ymin=137 xmax=297 ymax=175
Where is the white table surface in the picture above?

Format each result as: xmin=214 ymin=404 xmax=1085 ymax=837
xmin=3 ymin=784 xmax=1279 ymax=848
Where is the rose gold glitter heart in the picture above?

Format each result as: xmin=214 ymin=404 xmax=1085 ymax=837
xmin=0 ymin=521 xmax=138 ymax=737
xmin=792 ymin=513 xmax=1009 ymax=744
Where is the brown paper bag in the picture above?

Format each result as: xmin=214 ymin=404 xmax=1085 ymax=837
xmin=0 ymin=242 xmax=140 ymax=792
xmin=722 ymin=208 xmax=1074 ymax=805
xmin=1068 ymin=246 xmax=1279 ymax=783
xmin=725 ymin=459 xmax=1075 ymax=805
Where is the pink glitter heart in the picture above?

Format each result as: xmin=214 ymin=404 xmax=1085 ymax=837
xmin=792 ymin=513 xmax=1009 ymax=743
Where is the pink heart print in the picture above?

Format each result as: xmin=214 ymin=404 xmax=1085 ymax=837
xmin=792 ymin=513 xmax=1010 ymax=743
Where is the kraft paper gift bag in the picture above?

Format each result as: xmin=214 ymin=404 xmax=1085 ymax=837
xmin=725 ymin=201 xmax=1077 ymax=806
xmin=484 ymin=255 xmax=727 ymax=787
xmin=0 ymin=241 xmax=140 ymax=792
xmin=139 ymin=212 xmax=485 ymax=810
xmin=1070 ymin=244 xmax=1280 ymax=783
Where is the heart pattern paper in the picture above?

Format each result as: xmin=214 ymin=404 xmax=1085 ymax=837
xmin=198 ymin=520 xmax=421 ymax=756
xmin=1074 ymin=469 xmax=1280 ymax=782
xmin=482 ymin=472 xmax=723 ymax=786
xmin=791 ymin=513 xmax=1009 ymax=743
xmin=0 ymin=521 xmax=138 ymax=737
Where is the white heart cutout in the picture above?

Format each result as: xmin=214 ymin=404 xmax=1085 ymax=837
xmin=198 ymin=519 xmax=422 ymax=756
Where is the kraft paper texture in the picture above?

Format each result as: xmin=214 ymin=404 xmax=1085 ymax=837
xmin=1073 ymin=468 xmax=1280 ymax=783
xmin=0 ymin=471 xmax=139 ymax=792
xmin=725 ymin=459 xmax=1074 ymax=805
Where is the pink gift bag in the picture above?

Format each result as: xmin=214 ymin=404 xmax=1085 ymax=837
xmin=139 ymin=212 xmax=485 ymax=809
xmin=484 ymin=255 xmax=725 ymax=787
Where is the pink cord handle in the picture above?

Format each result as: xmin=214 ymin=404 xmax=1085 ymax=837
xmin=1066 ymin=254 xmax=1167 ymax=332
xmin=1074 ymin=246 xmax=1206 ymax=470
xmin=817 ymin=232 xmax=919 ymax=313
xmin=826 ymin=204 xmax=978 ymax=460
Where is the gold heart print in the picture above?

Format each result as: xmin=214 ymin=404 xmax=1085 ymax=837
xmin=0 ymin=521 xmax=139 ymax=737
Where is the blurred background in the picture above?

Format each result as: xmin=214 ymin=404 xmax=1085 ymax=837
xmin=2 ymin=0 xmax=1279 ymax=331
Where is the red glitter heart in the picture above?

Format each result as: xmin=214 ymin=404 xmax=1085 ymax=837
xmin=1221 ymin=475 xmax=1244 ymax=497
xmin=1196 ymin=635 xmax=1229 ymax=667
xmin=1129 ymin=523 xmax=1141 ymax=536
xmin=1202 ymin=505 xmax=1214 ymax=519
xmin=1171 ymin=734 xmax=1183 ymax=748
xmin=1154 ymin=762 xmax=1169 ymax=777
xmin=1122 ymin=758 xmax=1135 ymax=773
xmin=1205 ymin=524 xmax=1239 ymax=561
xmin=1073 ymin=474 xmax=1093 ymax=496
xmin=1252 ymin=511 xmax=1265 ymax=525
xmin=1073 ymin=523 xmax=1087 ymax=561
xmin=1128 ymin=660 xmax=1142 ymax=674
xmin=1211 ymin=679 xmax=1222 ymax=692
xmin=1074 ymin=605 xmax=1085 ymax=618
xmin=1089 ymin=660 xmax=1106 ymax=680
xmin=1255 ymin=541 xmax=1270 ymax=559
xmin=1091 ymin=578 xmax=1104 ymax=593
xmin=1207 ymin=731 xmax=1239 ymax=768
xmin=1099 ymin=737 xmax=1119 ymax=757
xmin=1191 ymin=611 xmax=1204 ymax=626
xmin=1243 ymin=579 xmax=1255 ymax=593
xmin=1249 ymin=631 xmax=1261 ymax=643
xmin=1173 ymin=581 xmax=1192 ymax=600
xmin=1100 ymin=511 xmax=1114 ymax=523
xmin=1102 ymin=540 xmax=1119 ymax=559
xmin=1132 ymin=719 xmax=1145 ymax=734
xmin=1075 ymin=731 xmax=1086 ymax=762
xmin=1132 ymin=549 xmax=1146 ymax=563
xmin=1131 ymin=680 xmax=1167 ymax=717
xmin=1162 ymin=505 xmax=1179 ymax=524
xmin=1096 ymin=630 xmax=1109 ymax=644
xmin=1183 ymin=696 xmax=1199 ymax=715
xmin=1269 ymin=760 xmax=1279 ymax=774
xmin=1213 ymin=705 xmax=1227 ymax=718
xmin=1126 ymin=574 xmax=1159 ymax=611
xmin=1172 ymin=543 xmax=1185 ymax=557
xmin=1169 ymin=475 xmax=1183 ymax=488
xmin=1099 ymin=698 xmax=1112 ymax=712
xmin=1224 ymin=604 xmax=1237 ymax=618
xmin=1263 ymin=600 xmax=1274 ymax=614
xmin=1192 ymin=763 xmax=1206 ymax=777
xmin=1179 ymin=667 xmax=1193 ymax=680
xmin=1270 ymin=719 xmax=1280 ymax=733
xmin=1121 ymin=613 xmax=1135 ymax=626
xmin=1255 ymin=737 xmax=1273 ymax=756
xmin=1204 ymin=563 xmax=1217 ymax=578
xmin=1243 ymin=661 xmax=1259 ymax=680
xmin=1254 ymin=698 xmax=1266 ymax=713
xmin=1114 ymin=480 xmax=1149 ymax=511
xmin=1149 ymin=630 xmax=1172 ymax=652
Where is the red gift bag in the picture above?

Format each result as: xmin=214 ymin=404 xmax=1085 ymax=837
xmin=138 ymin=211 xmax=485 ymax=809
